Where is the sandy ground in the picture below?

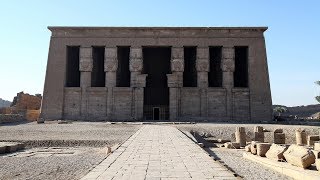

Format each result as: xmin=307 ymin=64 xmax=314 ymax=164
xmin=0 ymin=122 xmax=142 ymax=147
xmin=0 ymin=122 xmax=142 ymax=180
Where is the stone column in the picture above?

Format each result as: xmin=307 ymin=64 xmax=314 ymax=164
xmin=222 ymin=46 xmax=235 ymax=120
xmin=196 ymin=47 xmax=209 ymax=118
xmin=130 ymin=47 xmax=146 ymax=120
xmin=168 ymin=47 xmax=184 ymax=121
xmin=104 ymin=47 xmax=118 ymax=119
xmin=79 ymin=46 xmax=93 ymax=120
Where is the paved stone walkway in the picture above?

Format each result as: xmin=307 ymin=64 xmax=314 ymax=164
xmin=81 ymin=125 xmax=236 ymax=180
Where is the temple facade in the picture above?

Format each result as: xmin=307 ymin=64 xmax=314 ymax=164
xmin=41 ymin=27 xmax=272 ymax=122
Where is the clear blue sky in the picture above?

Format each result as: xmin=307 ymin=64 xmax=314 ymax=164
xmin=0 ymin=0 xmax=319 ymax=106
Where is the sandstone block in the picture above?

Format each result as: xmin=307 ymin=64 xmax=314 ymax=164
xmin=295 ymin=129 xmax=307 ymax=145
xmin=307 ymin=135 xmax=320 ymax=146
xmin=254 ymin=132 xmax=264 ymax=142
xmin=274 ymin=129 xmax=283 ymax=133
xmin=316 ymin=159 xmax=320 ymax=171
xmin=312 ymin=150 xmax=320 ymax=158
xmin=265 ymin=144 xmax=289 ymax=161
xmin=245 ymin=144 xmax=251 ymax=152
xmin=5 ymin=143 xmax=18 ymax=153
xmin=274 ymin=133 xmax=285 ymax=144
xmin=314 ymin=142 xmax=320 ymax=151
xmin=250 ymin=141 xmax=260 ymax=155
xmin=256 ymin=143 xmax=272 ymax=157
xmin=254 ymin=126 xmax=263 ymax=133
xmin=283 ymin=144 xmax=316 ymax=168
xmin=235 ymin=127 xmax=246 ymax=147
xmin=224 ymin=142 xmax=240 ymax=149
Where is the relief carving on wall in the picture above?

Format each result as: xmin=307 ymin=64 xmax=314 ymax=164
xmin=104 ymin=58 xmax=118 ymax=72
xmin=196 ymin=59 xmax=209 ymax=72
xmin=171 ymin=59 xmax=184 ymax=72
xmin=130 ymin=58 xmax=143 ymax=72
xmin=221 ymin=59 xmax=235 ymax=72
xmin=79 ymin=59 xmax=93 ymax=72
xmin=130 ymin=48 xmax=142 ymax=59
xmin=197 ymin=47 xmax=209 ymax=59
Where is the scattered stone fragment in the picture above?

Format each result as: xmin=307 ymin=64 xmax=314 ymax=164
xmin=250 ymin=141 xmax=260 ymax=155
xmin=283 ymin=144 xmax=315 ymax=168
xmin=256 ymin=143 xmax=272 ymax=157
xmin=316 ymin=159 xmax=320 ymax=171
xmin=235 ymin=127 xmax=246 ymax=147
xmin=37 ymin=118 xmax=45 ymax=124
xmin=314 ymin=142 xmax=320 ymax=151
xmin=307 ymin=135 xmax=319 ymax=146
xmin=312 ymin=150 xmax=320 ymax=158
xmin=295 ymin=129 xmax=307 ymax=145
xmin=245 ymin=144 xmax=251 ymax=152
xmin=105 ymin=146 xmax=111 ymax=154
xmin=254 ymin=126 xmax=263 ymax=133
xmin=217 ymin=139 xmax=230 ymax=143
xmin=274 ymin=129 xmax=283 ymax=133
xmin=265 ymin=144 xmax=289 ymax=161
xmin=224 ymin=142 xmax=240 ymax=149
xmin=198 ymin=142 xmax=204 ymax=148
xmin=274 ymin=133 xmax=285 ymax=144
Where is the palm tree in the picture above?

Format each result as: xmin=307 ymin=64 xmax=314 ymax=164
xmin=316 ymin=81 xmax=320 ymax=103
xmin=273 ymin=106 xmax=288 ymax=116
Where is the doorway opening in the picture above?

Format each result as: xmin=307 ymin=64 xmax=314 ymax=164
xmin=153 ymin=107 xmax=160 ymax=120
xmin=143 ymin=47 xmax=171 ymax=120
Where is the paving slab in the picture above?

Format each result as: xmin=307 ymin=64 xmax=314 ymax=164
xmin=81 ymin=125 xmax=236 ymax=180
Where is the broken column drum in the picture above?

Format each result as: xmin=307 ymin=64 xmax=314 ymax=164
xmin=41 ymin=27 xmax=272 ymax=121
xmin=296 ymin=129 xmax=307 ymax=145
xmin=235 ymin=127 xmax=246 ymax=147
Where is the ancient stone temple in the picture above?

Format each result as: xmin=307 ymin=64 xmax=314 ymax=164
xmin=41 ymin=27 xmax=272 ymax=122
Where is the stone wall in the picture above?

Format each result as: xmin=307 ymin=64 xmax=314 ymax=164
xmin=0 ymin=114 xmax=25 ymax=124
xmin=42 ymin=27 xmax=272 ymax=122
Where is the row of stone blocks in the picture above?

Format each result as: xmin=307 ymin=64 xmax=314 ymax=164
xmin=0 ymin=142 xmax=25 ymax=154
xmin=245 ymin=142 xmax=320 ymax=169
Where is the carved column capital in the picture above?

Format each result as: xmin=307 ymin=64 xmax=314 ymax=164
xmin=221 ymin=46 xmax=235 ymax=72
xmin=130 ymin=47 xmax=143 ymax=72
xmin=196 ymin=47 xmax=209 ymax=72
xmin=171 ymin=47 xmax=184 ymax=72
xmin=79 ymin=47 xmax=93 ymax=72
xmin=104 ymin=47 xmax=118 ymax=72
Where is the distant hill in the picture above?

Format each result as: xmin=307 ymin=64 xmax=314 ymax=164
xmin=273 ymin=104 xmax=320 ymax=118
xmin=0 ymin=98 xmax=11 ymax=108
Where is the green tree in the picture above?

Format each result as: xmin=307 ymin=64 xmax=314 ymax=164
xmin=273 ymin=106 xmax=288 ymax=116
xmin=316 ymin=81 xmax=320 ymax=103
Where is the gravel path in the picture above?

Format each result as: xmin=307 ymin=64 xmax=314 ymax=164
xmin=209 ymin=148 xmax=292 ymax=180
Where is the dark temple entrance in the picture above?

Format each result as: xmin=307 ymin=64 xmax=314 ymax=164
xmin=143 ymin=47 xmax=171 ymax=120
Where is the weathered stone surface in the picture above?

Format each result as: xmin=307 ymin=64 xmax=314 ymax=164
xmin=316 ymin=159 xmax=320 ymax=171
xmin=41 ymin=27 xmax=272 ymax=121
xmin=256 ymin=143 xmax=272 ymax=157
xmin=307 ymin=135 xmax=319 ymax=146
xmin=235 ymin=127 xmax=246 ymax=147
xmin=283 ymin=144 xmax=316 ymax=168
xmin=314 ymin=142 xmax=320 ymax=151
xmin=245 ymin=144 xmax=251 ymax=152
xmin=274 ymin=133 xmax=285 ymax=144
xmin=250 ymin=141 xmax=260 ymax=155
xmin=224 ymin=142 xmax=240 ymax=149
xmin=254 ymin=132 xmax=264 ymax=142
xmin=296 ymin=129 xmax=307 ymax=145
xmin=265 ymin=144 xmax=288 ymax=161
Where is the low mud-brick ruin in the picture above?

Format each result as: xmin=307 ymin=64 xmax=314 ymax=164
xmin=41 ymin=27 xmax=272 ymax=121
